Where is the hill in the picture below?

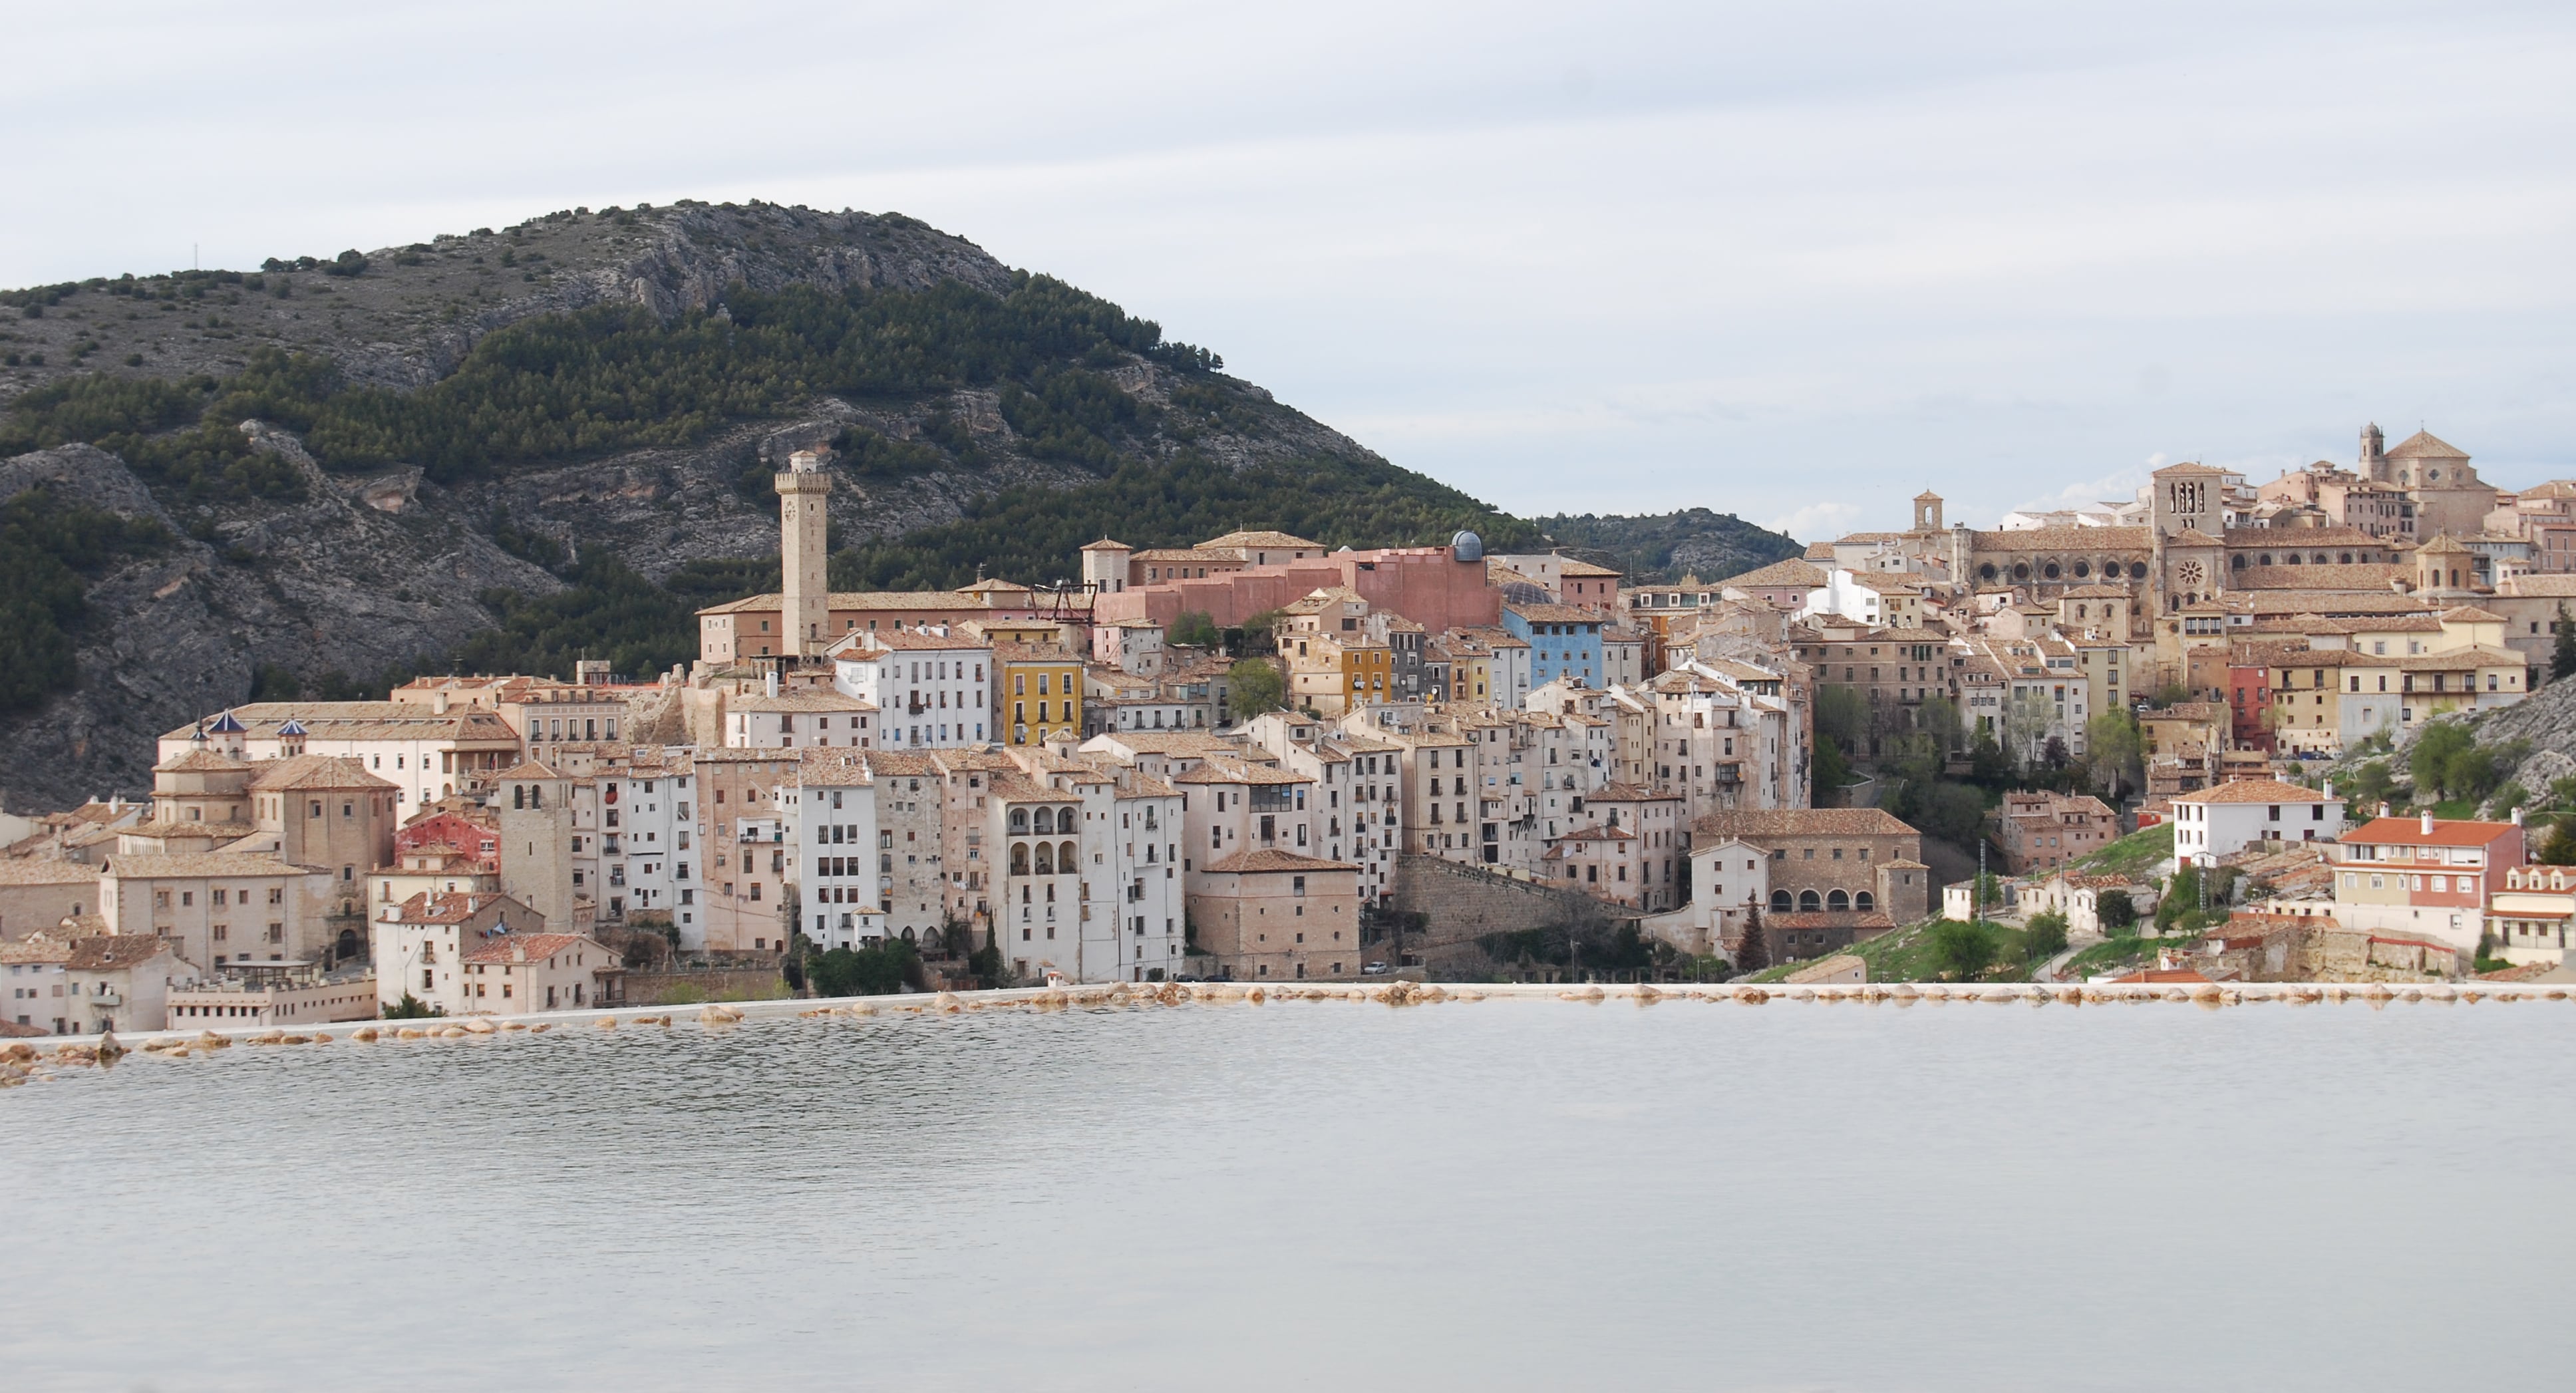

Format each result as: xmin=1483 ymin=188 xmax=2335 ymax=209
xmin=1531 ymin=508 xmax=1804 ymax=584
xmin=0 ymin=200 xmax=1733 ymax=810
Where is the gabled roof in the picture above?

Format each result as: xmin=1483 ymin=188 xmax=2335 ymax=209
xmin=2176 ymin=778 xmax=2329 ymax=806
xmin=2385 ymin=430 xmax=2468 ymax=460
xmin=462 ymin=933 xmax=597 ymax=965
xmin=2340 ymin=816 xmax=2521 ymax=848
xmin=1718 ymin=558 xmax=1827 ymax=589
xmin=246 ymin=754 xmax=399 ymax=793
xmin=1200 ymin=849 xmax=1356 ymax=874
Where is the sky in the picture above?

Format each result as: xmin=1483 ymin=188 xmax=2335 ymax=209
xmin=6 ymin=0 xmax=2575 ymax=540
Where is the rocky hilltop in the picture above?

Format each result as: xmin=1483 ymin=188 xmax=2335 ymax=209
xmin=0 ymin=201 xmax=1795 ymax=812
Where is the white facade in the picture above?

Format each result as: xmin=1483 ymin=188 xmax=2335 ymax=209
xmin=785 ymin=756 xmax=888 ymax=951
xmin=831 ymin=637 xmax=992 ymax=748
xmin=1799 ymin=568 xmax=1886 ymax=627
xmin=2172 ymin=782 xmax=2346 ymax=864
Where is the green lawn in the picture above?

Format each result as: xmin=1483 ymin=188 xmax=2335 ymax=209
xmin=2059 ymin=935 xmax=2164 ymax=980
xmin=1750 ymin=917 xmax=2034 ymax=985
xmin=2069 ymin=822 xmax=2174 ymax=879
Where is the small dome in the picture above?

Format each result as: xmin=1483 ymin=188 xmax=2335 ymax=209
xmin=1451 ymin=531 xmax=1484 ymax=562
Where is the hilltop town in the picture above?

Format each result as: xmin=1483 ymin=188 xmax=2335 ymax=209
xmin=5 ymin=420 xmax=2576 ymax=1034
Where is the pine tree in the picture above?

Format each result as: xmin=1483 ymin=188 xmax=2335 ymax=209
xmin=1734 ymin=907 xmax=1770 ymax=975
xmin=2553 ymin=603 xmax=2576 ymax=683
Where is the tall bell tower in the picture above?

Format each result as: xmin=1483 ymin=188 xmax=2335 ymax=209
xmin=777 ymin=449 xmax=832 ymax=656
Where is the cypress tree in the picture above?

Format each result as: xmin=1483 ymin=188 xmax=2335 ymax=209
xmin=2553 ymin=603 xmax=2576 ymax=682
xmin=1735 ymin=907 xmax=1770 ymax=975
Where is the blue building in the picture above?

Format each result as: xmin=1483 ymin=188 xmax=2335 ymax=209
xmin=1502 ymin=605 xmax=1605 ymax=688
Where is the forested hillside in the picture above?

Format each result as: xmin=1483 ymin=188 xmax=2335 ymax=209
xmin=1531 ymin=508 xmax=1804 ymax=583
xmin=0 ymin=202 xmax=1545 ymax=808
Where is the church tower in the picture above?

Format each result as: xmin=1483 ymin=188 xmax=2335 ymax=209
xmin=777 ymin=449 xmax=833 ymax=656
xmin=2360 ymin=422 xmax=2387 ymax=482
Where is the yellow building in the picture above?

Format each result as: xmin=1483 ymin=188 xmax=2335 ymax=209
xmin=993 ymin=642 xmax=1085 ymax=747
xmin=1283 ymin=633 xmax=1393 ymax=716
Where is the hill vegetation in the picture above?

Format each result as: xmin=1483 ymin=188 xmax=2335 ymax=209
xmin=0 ymin=199 xmax=1757 ymax=803
xmin=1532 ymin=507 xmax=1804 ymax=583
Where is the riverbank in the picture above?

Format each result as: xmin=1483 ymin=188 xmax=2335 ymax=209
xmin=7 ymin=975 xmax=2567 ymax=1080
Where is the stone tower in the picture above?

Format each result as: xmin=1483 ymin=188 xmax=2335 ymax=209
xmin=1080 ymin=538 xmax=1133 ymax=595
xmin=777 ymin=449 xmax=832 ymax=656
xmin=2360 ymin=422 xmax=2387 ymax=482
xmin=1912 ymin=491 xmax=1943 ymax=533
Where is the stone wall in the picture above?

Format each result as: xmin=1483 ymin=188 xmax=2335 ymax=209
xmin=1386 ymin=853 xmax=1631 ymax=975
xmin=609 ymin=968 xmax=789 ymax=1006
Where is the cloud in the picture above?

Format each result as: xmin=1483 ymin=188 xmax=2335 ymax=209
xmin=4 ymin=1 xmax=2572 ymax=525
xmin=1766 ymin=502 xmax=1860 ymax=542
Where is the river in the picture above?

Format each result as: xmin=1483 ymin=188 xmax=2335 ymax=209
xmin=1 ymin=993 xmax=2564 ymax=1390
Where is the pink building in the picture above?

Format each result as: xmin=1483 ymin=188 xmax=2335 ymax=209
xmin=1092 ymin=545 xmax=1500 ymax=636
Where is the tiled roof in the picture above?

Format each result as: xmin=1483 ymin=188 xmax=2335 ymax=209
xmin=462 ymin=933 xmax=596 ymax=965
xmin=1718 ymin=558 xmax=1828 ymax=589
xmin=2340 ymin=817 xmax=2521 ymax=848
xmin=1198 ymin=530 xmax=1322 ymax=551
xmin=729 ymin=690 xmax=877 ymax=713
xmin=102 ymin=852 xmax=313 ymax=879
xmin=1200 ymin=849 xmax=1357 ymax=873
xmin=696 ymin=589 xmax=994 ymax=615
xmin=245 ymin=754 xmax=398 ymax=792
xmin=159 ymin=703 xmax=520 ymax=745
xmin=67 ymin=935 xmax=180 ymax=971
xmin=2177 ymin=778 xmax=2329 ymax=806
xmin=1692 ymin=808 xmax=1918 ymax=840
xmin=0 ymin=859 xmax=98 ymax=887
xmin=1968 ymin=526 xmax=2152 ymax=550
xmin=2385 ymin=430 xmax=2468 ymax=460
xmin=153 ymin=749 xmax=251 ymax=774
xmin=835 ymin=630 xmax=991 ymax=653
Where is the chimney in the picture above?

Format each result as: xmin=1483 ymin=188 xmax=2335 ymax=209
xmin=2512 ymin=806 xmax=2525 ymax=827
xmin=2321 ymin=780 xmax=2334 ymax=800
xmin=434 ymin=691 xmax=450 ymax=715
xmin=2420 ymin=810 xmax=2435 ymax=836
xmin=765 ymin=670 xmax=780 ymax=698
xmin=2379 ymin=801 xmax=2391 ymax=819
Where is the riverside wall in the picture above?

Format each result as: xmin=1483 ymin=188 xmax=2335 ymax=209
xmin=1387 ymin=853 xmax=1635 ymax=975
xmin=12 ymin=977 xmax=2569 ymax=1065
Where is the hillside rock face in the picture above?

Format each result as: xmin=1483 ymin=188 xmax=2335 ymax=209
xmin=1 ymin=439 xmax=560 ymax=808
xmin=0 ymin=203 xmax=1396 ymax=811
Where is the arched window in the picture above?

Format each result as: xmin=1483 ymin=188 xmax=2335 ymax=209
xmin=1035 ymin=806 xmax=1054 ymax=835
xmin=2339 ymin=551 xmax=2353 ymax=564
xmin=1855 ymin=891 xmax=1875 ymax=911
xmin=2287 ymin=553 xmax=2303 ymax=565
xmin=1798 ymin=889 xmax=1822 ymax=912
xmin=1010 ymin=843 xmax=1030 ymax=875
xmin=2239 ymin=554 xmax=2255 ymax=569
xmin=1828 ymin=889 xmax=1850 ymax=911
xmin=1769 ymin=889 xmax=1792 ymax=912
xmin=1035 ymin=842 xmax=1055 ymax=875
xmin=1060 ymin=840 xmax=1076 ymax=871
xmin=1009 ymin=808 xmax=1029 ymax=835
xmin=512 ymin=785 xmax=526 ymax=810
xmin=2075 ymin=604 xmax=2088 ymax=619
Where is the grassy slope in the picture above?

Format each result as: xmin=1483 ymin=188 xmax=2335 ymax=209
xmin=1750 ymin=917 xmax=2036 ymax=985
xmin=2068 ymin=822 xmax=2174 ymax=879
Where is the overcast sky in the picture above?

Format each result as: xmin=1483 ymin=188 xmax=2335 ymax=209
xmin=7 ymin=1 xmax=2573 ymax=538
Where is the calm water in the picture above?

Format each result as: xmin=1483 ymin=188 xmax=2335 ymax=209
xmin=3 ymin=995 xmax=2568 ymax=1392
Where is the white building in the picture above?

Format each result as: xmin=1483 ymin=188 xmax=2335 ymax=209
xmin=2171 ymin=780 xmax=2345 ymax=865
xmin=830 ymin=629 xmax=993 ymax=749
xmin=782 ymin=749 xmax=889 ymax=952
